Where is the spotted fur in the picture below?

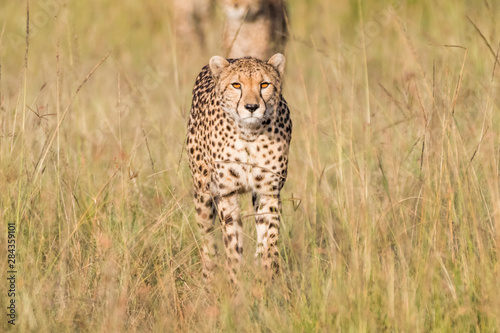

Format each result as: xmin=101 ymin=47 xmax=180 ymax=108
xmin=186 ymin=54 xmax=292 ymax=284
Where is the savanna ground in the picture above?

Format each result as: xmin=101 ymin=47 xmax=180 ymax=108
xmin=1 ymin=0 xmax=500 ymax=331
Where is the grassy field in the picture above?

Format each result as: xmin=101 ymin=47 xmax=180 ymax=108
xmin=1 ymin=0 xmax=500 ymax=331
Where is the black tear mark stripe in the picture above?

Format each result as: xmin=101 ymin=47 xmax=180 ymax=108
xmin=236 ymin=92 xmax=241 ymax=116
xmin=259 ymin=87 xmax=265 ymax=109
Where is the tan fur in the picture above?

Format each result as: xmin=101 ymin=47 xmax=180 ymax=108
xmin=222 ymin=0 xmax=288 ymax=60
xmin=173 ymin=0 xmax=215 ymax=50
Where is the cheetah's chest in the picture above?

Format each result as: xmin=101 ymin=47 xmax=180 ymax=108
xmin=210 ymin=133 xmax=287 ymax=197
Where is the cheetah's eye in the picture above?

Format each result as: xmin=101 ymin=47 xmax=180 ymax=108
xmin=261 ymin=82 xmax=270 ymax=89
xmin=232 ymin=83 xmax=241 ymax=89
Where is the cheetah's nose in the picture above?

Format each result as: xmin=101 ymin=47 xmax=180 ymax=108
xmin=245 ymin=104 xmax=259 ymax=113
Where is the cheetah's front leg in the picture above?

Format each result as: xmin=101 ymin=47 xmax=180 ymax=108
xmin=217 ymin=193 xmax=244 ymax=285
xmin=253 ymin=193 xmax=281 ymax=275
xmin=193 ymin=191 xmax=217 ymax=282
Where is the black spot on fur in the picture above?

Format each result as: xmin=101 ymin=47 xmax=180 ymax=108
xmin=229 ymin=168 xmax=239 ymax=178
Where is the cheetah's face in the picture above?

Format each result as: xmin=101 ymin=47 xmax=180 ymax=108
xmin=209 ymin=54 xmax=286 ymax=133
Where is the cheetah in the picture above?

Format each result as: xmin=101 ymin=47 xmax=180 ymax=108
xmin=222 ymin=0 xmax=288 ymax=60
xmin=186 ymin=54 xmax=292 ymax=284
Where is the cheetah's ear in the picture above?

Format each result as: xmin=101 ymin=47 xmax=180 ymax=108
xmin=267 ymin=53 xmax=286 ymax=77
xmin=209 ymin=56 xmax=230 ymax=80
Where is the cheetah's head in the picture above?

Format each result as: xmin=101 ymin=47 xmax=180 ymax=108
xmin=209 ymin=54 xmax=286 ymax=138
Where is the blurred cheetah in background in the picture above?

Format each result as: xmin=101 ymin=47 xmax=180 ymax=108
xmin=222 ymin=0 xmax=288 ymax=59
xmin=186 ymin=54 xmax=292 ymax=284
xmin=174 ymin=0 xmax=288 ymax=59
